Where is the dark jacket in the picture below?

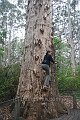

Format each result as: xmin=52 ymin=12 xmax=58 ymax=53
xmin=42 ymin=54 xmax=54 ymax=67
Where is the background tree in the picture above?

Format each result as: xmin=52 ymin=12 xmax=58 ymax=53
xmin=0 ymin=0 xmax=26 ymax=66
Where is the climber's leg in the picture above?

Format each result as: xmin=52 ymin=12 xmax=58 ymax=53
xmin=42 ymin=64 xmax=51 ymax=86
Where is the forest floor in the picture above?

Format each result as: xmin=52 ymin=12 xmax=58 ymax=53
xmin=0 ymin=106 xmax=14 ymax=120
xmin=0 ymin=96 xmax=80 ymax=120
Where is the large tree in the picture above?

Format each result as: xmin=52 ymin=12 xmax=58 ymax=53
xmin=17 ymin=0 xmax=67 ymax=119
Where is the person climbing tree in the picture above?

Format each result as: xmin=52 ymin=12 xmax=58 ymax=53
xmin=42 ymin=50 xmax=55 ymax=88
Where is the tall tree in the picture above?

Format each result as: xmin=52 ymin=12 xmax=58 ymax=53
xmin=67 ymin=0 xmax=76 ymax=74
xmin=17 ymin=0 xmax=66 ymax=119
xmin=78 ymin=26 xmax=80 ymax=65
xmin=0 ymin=0 xmax=25 ymax=66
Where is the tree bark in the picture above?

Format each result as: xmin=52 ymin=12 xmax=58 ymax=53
xmin=17 ymin=0 xmax=67 ymax=119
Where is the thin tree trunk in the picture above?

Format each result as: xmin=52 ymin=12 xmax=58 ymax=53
xmin=67 ymin=0 xmax=76 ymax=74
xmin=78 ymin=27 xmax=80 ymax=65
xmin=7 ymin=30 xmax=11 ymax=65
xmin=2 ymin=0 xmax=7 ymax=66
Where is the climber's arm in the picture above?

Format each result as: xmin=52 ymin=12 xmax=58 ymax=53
xmin=50 ymin=55 xmax=55 ymax=64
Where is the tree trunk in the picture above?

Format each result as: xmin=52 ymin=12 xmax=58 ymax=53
xmin=1 ymin=0 xmax=8 ymax=66
xmin=7 ymin=30 xmax=11 ymax=65
xmin=17 ymin=0 xmax=67 ymax=119
xmin=67 ymin=0 xmax=76 ymax=74
xmin=78 ymin=26 xmax=80 ymax=65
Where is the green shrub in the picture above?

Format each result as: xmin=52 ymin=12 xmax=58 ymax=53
xmin=57 ymin=67 xmax=80 ymax=91
xmin=0 ymin=63 xmax=21 ymax=101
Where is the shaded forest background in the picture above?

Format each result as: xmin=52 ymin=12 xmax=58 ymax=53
xmin=0 ymin=0 xmax=80 ymax=101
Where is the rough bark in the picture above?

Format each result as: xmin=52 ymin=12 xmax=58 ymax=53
xmin=17 ymin=0 xmax=67 ymax=119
